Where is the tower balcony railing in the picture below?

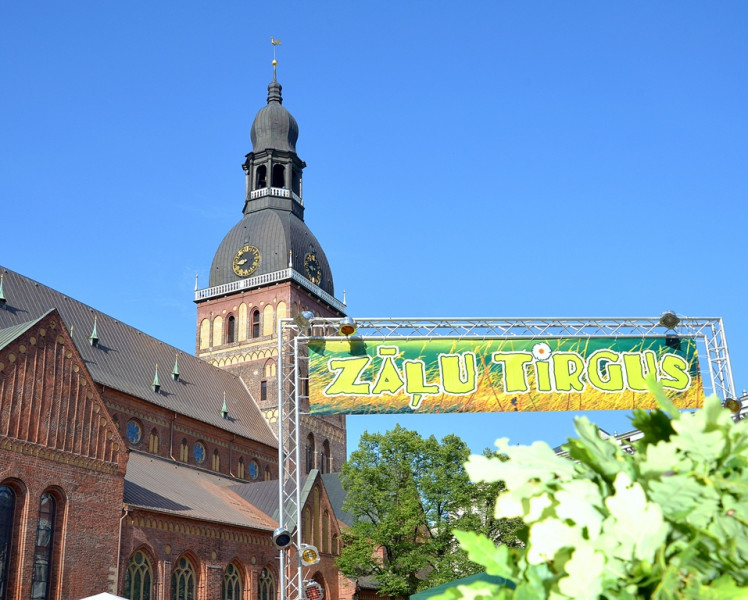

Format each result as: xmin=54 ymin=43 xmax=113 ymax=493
xmin=249 ymin=187 xmax=303 ymax=205
xmin=194 ymin=268 xmax=345 ymax=312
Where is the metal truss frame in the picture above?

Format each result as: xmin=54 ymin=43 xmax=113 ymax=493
xmin=276 ymin=316 xmax=735 ymax=600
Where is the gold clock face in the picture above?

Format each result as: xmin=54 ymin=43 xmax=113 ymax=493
xmin=304 ymin=252 xmax=322 ymax=285
xmin=232 ymin=244 xmax=261 ymax=277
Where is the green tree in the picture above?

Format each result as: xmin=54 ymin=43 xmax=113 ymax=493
xmin=338 ymin=426 xmax=520 ymax=597
xmin=436 ymin=384 xmax=748 ymax=600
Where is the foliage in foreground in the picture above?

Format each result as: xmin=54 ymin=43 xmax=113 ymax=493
xmin=435 ymin=386 xmax=748 ymax=600
xmin=337 ymin=426 xmax=522 ymax=597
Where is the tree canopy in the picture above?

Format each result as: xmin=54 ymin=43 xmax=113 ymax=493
xmin=337 ymin=425 xmax=521 ymax=597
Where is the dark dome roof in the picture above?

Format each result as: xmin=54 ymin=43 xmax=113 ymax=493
xmin=250 ymin=80 xmax=298 ymax=153
xmin=209 ymin=210 xmax=335 ymax=296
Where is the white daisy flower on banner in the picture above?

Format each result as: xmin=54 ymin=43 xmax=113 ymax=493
xmin=532 ymin=342 xmax=552 ymax=361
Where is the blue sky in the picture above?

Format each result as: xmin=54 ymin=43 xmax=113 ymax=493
xmin=2 ymin=2 xmax=747 ymax=455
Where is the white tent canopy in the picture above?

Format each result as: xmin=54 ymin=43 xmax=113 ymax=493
xmin=80 ymin=594 xmax=128 ymax=600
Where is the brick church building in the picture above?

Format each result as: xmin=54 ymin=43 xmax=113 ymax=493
xmin=0 ymin=65 xmax=362 ymax=600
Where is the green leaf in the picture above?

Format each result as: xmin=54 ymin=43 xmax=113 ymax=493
xmin=454 ymin=530 xmax=517 ymax=581
xmin=558 ymin=546 xmax=605 ymax=600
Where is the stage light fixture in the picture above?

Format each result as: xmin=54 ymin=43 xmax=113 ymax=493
xmin=294 ymin=310 xmax=316 ymax=329
xmin=658 ymin=311 xmax=680 ymax=330
xmin=303 ymin=580 xmax=324 ymax=600
xmin=338 ymin=317 xmax=357 ymax=336
xmin=272 ymin=527 xmax=292 ymax=549
xmin=300 ymin=543 xmax=321 ymax=566
xmin=725 ymin=398 xmax=741 ymax=414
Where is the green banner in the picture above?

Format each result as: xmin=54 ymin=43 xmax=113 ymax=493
xmin=307 ymin=337 xmax=703 ymax=414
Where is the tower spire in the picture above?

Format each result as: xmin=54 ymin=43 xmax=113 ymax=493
xmin=271 ymin=37 xmax=281 ymax=81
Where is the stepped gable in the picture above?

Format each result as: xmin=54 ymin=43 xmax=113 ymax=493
xmin=0 ymin=266 xmax=277 ymax=448
xmin=0 ymin=309 xmax=127 ymax=474
xmin=124 ymin=450 xmax=277 ymax=530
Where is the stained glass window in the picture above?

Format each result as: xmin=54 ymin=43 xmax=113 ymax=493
xmin=0 ymin=486 xmax=15 ymax=600
xmin=258 ymin=568 xmax=274 ymax=600
xmin=193 ymin=443 xmax=206 ymax=464
xmin=248 ymin=460 xmax=259 ymax=480
xmin=222 ymin=563 xmax=241 ymax=600
xmin=126 ymin=420 xmax=142 ymax=445
xmin=171 ymin=557 xmax=195 ymax=600
xmin=124 ymin=551 xmax=152 ymax=600
xmin=30 ymin=493 xmax=56 ymax=600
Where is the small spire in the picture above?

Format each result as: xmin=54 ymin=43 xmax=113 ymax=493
xmin=89 ymin=315 xmax=99 ymax=347
xmin=268 ymin=37 xmax=283 ymax=103
xmin=271 ymin=36 xmax=281 ymax=80
xmin=0 ymin=274 xmax=6 ymax=309
xmin=152 ymin=364 xmax=160 ymax=393
xmin=288 ymin=249 xmax=293 ymax=268
xmin=343 ymin=289 xmax=347 ymax=305
xmin=194 ymin=274 xmax=199 ymax=292
xmin=171 ymin=353 xmax=180 ymax=382
xmin=221 ymin=392 xmax=229 ymax=419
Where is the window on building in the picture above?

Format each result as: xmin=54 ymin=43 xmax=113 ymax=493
xmin=126 ymin=420 xmax=142 ymax=445
xmin=180 ymin=439 xmax=188 ymax=462
xmin=313 ymin=487 xmax=321 ymax=549
xmin=30 ymin=492 xmax=57 ymax=600
xmin=321 ymin=440 xmax=331 ymax=474
xmin=194 ymin=443 xmax=206 ymax=465
xmin=251 ymin=310 xmax=260 ymax=338
xmin=272 ymin=164 xmax=285 ymax=188
xmin=305 ymin=434 xmax=315 ymax=474
xmin=256 ymin=165 xmax=267 ymax=189
xmin=264 ymin=466 xmax=271 ymax=482
xmin=258 ymin=568 xmax=275 ymax=600
xmin=264 ymin=359 xmax=276 ymax=378
xmin=227 ymin=316 xmax=235 ymax=344
xmin=237 ymin=458 xmax=245 ymax=480
xmin=212 ymin=450 xmax=220 ymax=472
xmin=260 ymin=380 xmax=267 ymax=402
xmin=149 ymin=429 xmax=159 ymax=454
xmin=0 ymin=486 xmax=16 ymax=600
xmin=124 ymin=550 xmax=152 ymax=600
xmin=222 ymin=563 xmax=241 ymax=600
xmin=171 ymin=557 xmax=195 ymax=600
xmin=248 ymin=460 xmax=259 ymax=481
xmin=322 ymin=511 xmax=330 ymax=554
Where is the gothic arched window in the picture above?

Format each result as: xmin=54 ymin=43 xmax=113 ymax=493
xmin=251 ymin=310 xmax=260 ymax=339
xmin=124 ymin=550 xmax=153 ymax=600
xmin=305 ymin=434 xmax=315 ymax=474
xmin=171 ymin=556 xmax=196 ymax=600
xmin=222 ymin=563 xmax=241 ymax=600
xmin=149 ymin=429 xmax=159 ymax=454
xmin=0 ymin=486 xmax=16 ymax=600
xmin=321 ymin=440 xmax=331 ymax=474
xmin=227 ymin=316 xmax=235 ymax=344
xmin=30 ymin=492 xmax=58 ymax=600
xmin=258 ymin=568 xmax=275 ymax=600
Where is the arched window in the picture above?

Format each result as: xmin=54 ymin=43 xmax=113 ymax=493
xmin=258 ymin=567 xmax=275 ymax=600
xmin=222 ymin=563 xmax=241 ymax=600
xmin=212 ymin=450 xmax=220 ymax=472
xmin=264 ymin=359 xmax=276 ymax=378
xmin=180 ymin=439 xmax=189 ymax=462
xmin=264 ymin=466 xmax=271 ymax=482
xmin=313 ymin=488 xmax=321 ymax=549
xmin=31 ymin=492 xmax=57 ymax=600
xmin=321 ymin=440 xmax=331 ymax=474
xmin=227 ymin=316 xmax=235 ymax=344
xmin=171 ymin=556 xmax=195 ymax=600
xmin=260 ymin=381 xmax=267 ymax=402
xmin=303 ymin=507 xmax=311 ymax=544
xmin=124 ymin=550 xmax=152 ymax=600
xmin=322 ymin=511 xmax=330 ymax=553
xmin=126 ymin=419 xmax=143 ymax=445
xmin=251 ymin=310 xmax=260 ymax=339
xmin=0 ymin=486 xmax=16 ymax=600
xmin=149 ymin=429 xmax=159 ymax=454
xmin=272 ymin=164 xmax=285 ymax=188
xmin=256 ymin=165 xmax=267 ymax=189
xmin=305 ymin=434 xmax=315 ymax=474
xmin=237 ymin=458 xmax=245 ymax=480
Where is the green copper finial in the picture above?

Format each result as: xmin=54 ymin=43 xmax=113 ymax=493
xmin=89 ymin=315 xmax=99 ymax=347
xmin=0 ymin=274 xmax=6 ymax=309
xmin=172 ymin=353 xmax=180 ymax=382
xmin=221 ymin=392 xmax=229 ymax=419
xmin=152 ymin=364 xmax=160 ymax=393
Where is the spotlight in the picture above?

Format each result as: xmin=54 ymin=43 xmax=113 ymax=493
xmin=300 ymin=543 xmax=321 ymax=566
xmin=659 ymin=311 xmax=680 ymax=330
xmin=272 ymin=527 xmax=292 ymax=549
xmin=293 ymin=311 xmax=316 ymax=329
xmin=338 ymin=317 xmax=357 ymax=336
xmin=303 ymin=581 xmax=324 ymax=600
xmin=725 ymin=398 xmax=741 ymax=414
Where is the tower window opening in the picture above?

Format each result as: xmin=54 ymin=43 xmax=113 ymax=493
xmin=227 ymin=315 xmax=235 ymax=343
xmin=272 ymin=164 xmax=285 ymax=188
xmin=251 ymin=310 xmax=260 ymax=338
xmin=256 ymin=166 xmax=267 ymax=189
xmin=260 ymin=380 xmax=268 ymax=402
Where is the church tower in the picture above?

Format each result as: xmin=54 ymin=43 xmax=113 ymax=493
xmin=194 ymin=61 xmax=347 ymax=473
